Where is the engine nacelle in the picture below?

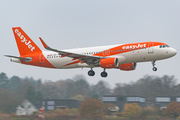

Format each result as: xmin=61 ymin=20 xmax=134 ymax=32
xmin=119 ymin=63 xmax=137 ymax=71
xmin=100 ymin=58 xmax=118 ymax=68
xmin=117 ymin=56 xmax=126 ymax=64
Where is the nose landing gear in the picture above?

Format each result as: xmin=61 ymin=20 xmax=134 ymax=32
xmin=152 ymin=67 xmax=157 ymax=71
xmin=152 ymin=60 xmax=157 ymax=71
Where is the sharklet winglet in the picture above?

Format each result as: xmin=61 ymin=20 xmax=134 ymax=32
xmin=39 ymin=37 xmax=48 ymax=48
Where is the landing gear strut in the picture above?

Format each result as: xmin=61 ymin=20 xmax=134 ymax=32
xmin=152 ymin=60 xmax=157 ymax=71
xmin=101 ymin=69 xmax=108 ymax=77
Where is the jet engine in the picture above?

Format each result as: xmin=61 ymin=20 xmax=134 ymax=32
xmin=119 ymin=63 xmax=137 ymax=71
xmin=100 ymin=58 xmax=118 ymax=68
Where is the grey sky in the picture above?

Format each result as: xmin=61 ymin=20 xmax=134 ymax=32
xmin=1 ymin=0 xmax=179 ymax=87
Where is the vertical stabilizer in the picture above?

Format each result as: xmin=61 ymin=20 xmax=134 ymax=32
xmin=12 ymin=27 xmax=41 ymax=55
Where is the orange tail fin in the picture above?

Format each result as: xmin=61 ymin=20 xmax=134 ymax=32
xmin=12 ymin=27 xmax=41 ymax=55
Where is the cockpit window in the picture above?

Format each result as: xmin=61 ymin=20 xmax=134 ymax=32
xmin=159 ymin=45 xmax=170 ymax=48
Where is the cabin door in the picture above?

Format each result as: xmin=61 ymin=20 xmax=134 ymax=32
xmin=148 ymin=43 xmax=154 ymax=53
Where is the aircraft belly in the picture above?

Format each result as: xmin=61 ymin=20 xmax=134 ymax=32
xmin=62 ymin=64 xmax=79 ymax=69
xmin=137 ymin=48 xmax=160 ymax=62
xmin=47 ymin=57 xmax=72 ymax=69
xmin=122 ymin=51 xmax=142 ymax=63
xmin=121 ymin=49 xmax=159 ymax=63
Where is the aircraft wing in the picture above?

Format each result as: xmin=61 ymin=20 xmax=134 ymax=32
xmin=39 ymin=37 xmax=105 ymax=65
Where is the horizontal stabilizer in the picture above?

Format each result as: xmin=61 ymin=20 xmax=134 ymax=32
xmin=4 ymin=55 xmax=32 ymax=62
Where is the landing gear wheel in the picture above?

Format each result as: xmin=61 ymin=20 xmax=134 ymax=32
xmin=88 ymin=70 xmax=95 ymax=76
xmin=101 ymin=71 xmax=108 ymax=77
xmin=152 ymin=67 xmax=157 ymax=71
xmin=151 ymin=60 xmax=157 ymax=71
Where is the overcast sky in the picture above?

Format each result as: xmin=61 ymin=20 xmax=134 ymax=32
xmin=1 ymin=0 xmax=179 ymax=87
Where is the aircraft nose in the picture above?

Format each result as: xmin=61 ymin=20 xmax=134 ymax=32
xmin=170 ymin=48 xmax=177 ymax=56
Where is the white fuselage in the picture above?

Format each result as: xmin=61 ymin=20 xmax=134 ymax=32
xmin=42 ymin=44 xmax=176 ymax=69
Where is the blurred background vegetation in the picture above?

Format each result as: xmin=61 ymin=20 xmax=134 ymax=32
xmin=0 ymin=72 xmax=180 ymax=119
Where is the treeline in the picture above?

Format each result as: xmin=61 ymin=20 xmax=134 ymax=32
xmin=0 ymin=73 xmax=111 ymax=113
xmin=0 ymin=72 xmax=179 ymax=113
xmin=0 ymin=72 xmax=43 ymax=113
xmin=113 ymin=75 xmax=179 ymax=105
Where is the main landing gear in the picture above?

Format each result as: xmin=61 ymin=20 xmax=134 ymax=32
xmin=88 ymin=68 xmax=108 ymax=77
xmin=88 ymin=69 xmax=95 ymax=76
xmin=152 ymin=60 xmax=157 ymax=71
xmin=101 ymin=69 xmax=108 ymax=78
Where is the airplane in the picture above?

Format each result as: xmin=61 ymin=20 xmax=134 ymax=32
xmin=5 ymin=27 xmax=177 ymax=77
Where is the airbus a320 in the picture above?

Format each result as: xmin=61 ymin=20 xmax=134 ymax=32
xmin=5 ymin=27 xmax=177 ymax=77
